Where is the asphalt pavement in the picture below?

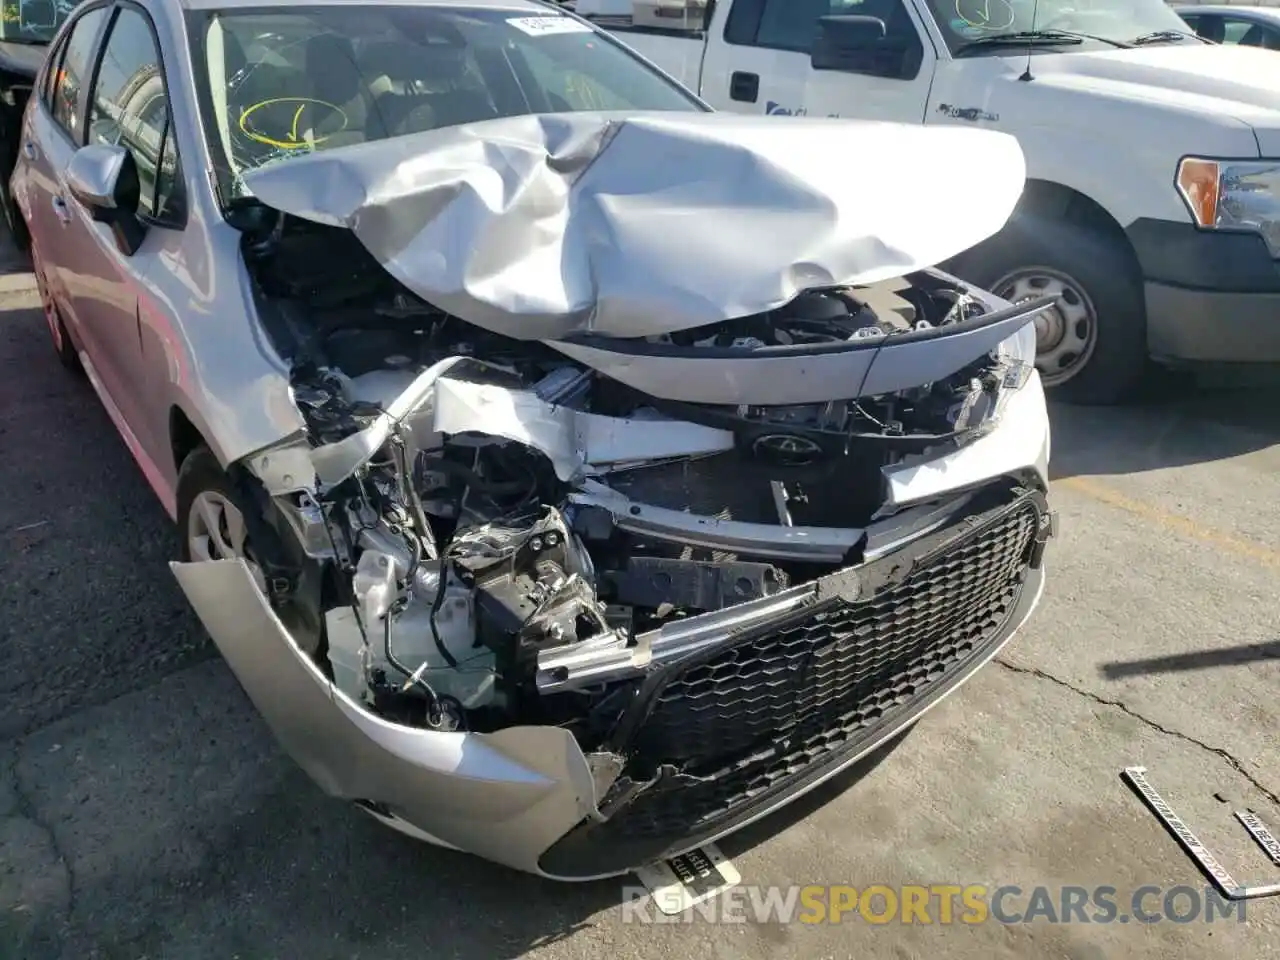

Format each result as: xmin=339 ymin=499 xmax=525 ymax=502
xmin=2 ymin=240 xmax=1279 ymax=959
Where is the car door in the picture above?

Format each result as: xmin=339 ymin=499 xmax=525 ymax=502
xmin=46 ymin=2 xmax=189 ymax=466
xmin=23 ymin=4 xmax=111 ymax=345
xmin=699 ymin=0 xmax=935 ymax=122
xmin=14 ymin=22 xmax=70 ymax=313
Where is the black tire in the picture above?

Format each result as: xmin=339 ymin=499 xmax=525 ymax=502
xmin=949 ymin=214 xmax=1150 ymax=406
xmin=31 ymin=241 xmax=81 ymax=374
xmin=176 ymin=444 xmax=324 ymax=653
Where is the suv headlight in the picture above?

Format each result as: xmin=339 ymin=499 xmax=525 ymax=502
xmin=1176 ymin=158 xmax=1280 ymax=255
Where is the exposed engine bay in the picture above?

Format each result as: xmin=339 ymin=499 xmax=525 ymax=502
xmin=234 ymin=210 xmax=1043 ymax=743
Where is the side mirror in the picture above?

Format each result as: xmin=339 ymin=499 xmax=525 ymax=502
xmin=65 ymin=143 xmax=146 ymax=256
xmin=811 ymin=13 xmax=918 ymax=79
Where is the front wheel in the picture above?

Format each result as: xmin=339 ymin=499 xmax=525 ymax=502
xmin=950 ymin=216 xmax=1150 ymax=405
xmin=177 ymin=446 xmax=269 ymax=595
xmin=176 ymin=445 xmax=326 ymax=656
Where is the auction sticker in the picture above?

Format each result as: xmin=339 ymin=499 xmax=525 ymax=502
xmin=634 ymin=843 xmax=742 ymax=915
xmin=507 ymin=15 xmax=593 ymax=35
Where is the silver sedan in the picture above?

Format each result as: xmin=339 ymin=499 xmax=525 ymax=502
xmin=13 ymin=0 xmax=1055 ymax=879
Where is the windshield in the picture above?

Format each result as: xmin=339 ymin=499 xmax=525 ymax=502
xmin=1 ymin=0 xmax=79 ymax=44
xmin=923 ymin=0 xmax=1194 ymax=52
xmin=190 ymin=5 xmax=704 ymax=200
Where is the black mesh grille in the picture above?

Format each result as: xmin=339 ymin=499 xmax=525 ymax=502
xmin=603 ymin=496 xmax=1040 ymax=842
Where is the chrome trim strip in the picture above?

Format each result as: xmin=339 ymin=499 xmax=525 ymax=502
xmin=535 ymin=586 xmax=816 ymax=692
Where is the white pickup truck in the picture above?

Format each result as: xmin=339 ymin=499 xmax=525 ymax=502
xmin=556 ymin=0 xmax=1280 ymax=404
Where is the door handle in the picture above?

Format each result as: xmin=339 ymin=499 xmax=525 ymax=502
xmin=51 ymin=194 xmax=71 ymax=224
xmin=22 ymin=139 xmax=36 ymax=160
xmin=729 ymin=71 xmax=760 ymax=104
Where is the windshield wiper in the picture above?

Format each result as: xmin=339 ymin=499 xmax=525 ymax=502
xmin=954 ymin=30 xmax=1132 ymax=56
xmin=1129 ymin=29 xmax=1205 ymax=45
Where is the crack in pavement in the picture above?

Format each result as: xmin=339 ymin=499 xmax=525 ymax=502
xmin=6 ymin=746 xmax=76 ymax=926
xmin=995 ymin=657 xmax=1280 ymax=808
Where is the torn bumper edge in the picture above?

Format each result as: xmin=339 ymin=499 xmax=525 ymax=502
xmin=170 ymin=557 xmax=600 ymax=876
xmin=882 ymin=366 xmax=1050 ymax=508
xmin=171 ymin=549 xmax=1050 ymax=881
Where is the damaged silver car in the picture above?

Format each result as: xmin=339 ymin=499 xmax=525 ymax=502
xmin=14 ymin=0 xmax=1056 ymax=878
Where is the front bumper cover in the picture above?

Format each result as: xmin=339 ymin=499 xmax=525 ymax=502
xmin=172 ymin=558 xmax=602 ymax=873
xmin=1127 ymin=217 xmax=1280 ymax=365
xmin=538 ymin=486 xmax=1051 ymax=878
xmin=172 ymin=477 xmax=1051 ymax=879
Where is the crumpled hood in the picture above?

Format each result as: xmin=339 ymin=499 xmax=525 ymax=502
xmin=1029 ymin=45 xmax=1280 ymax=152
xmin=242 ymin=111 xmax=1027 ymax=341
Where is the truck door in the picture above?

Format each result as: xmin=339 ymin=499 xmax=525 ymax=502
xmin=699 ymin=0 xmax=937 ymax=122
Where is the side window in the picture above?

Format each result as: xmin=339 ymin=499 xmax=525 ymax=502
xmin=41 ymin=35 xmax=67 ymax=110
xmin=51 ymin=6 xmax=107 ymax=139
xmin=756 ymin=0 xmax=831 ymax=52
xmin=1186 ymin=14 xmax=1225 ymax=42
xmin=518 ymin=43 xmax=636 ymax=112
xmin=1222 ymin=18 xmax=1254 ymax=44
xmin=1226 ymin=19 xmax=1280 ymax=49
xmin=86 ymin=7 xmax=184 ymax=222
xmin=754 ymin=0 xmax=922 ymax=61
xmin=723 ymin=0 xmax=766 ymax=45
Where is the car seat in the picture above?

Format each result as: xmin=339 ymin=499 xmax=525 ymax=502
xmin=380 ymin=43 xmax=501 ymax=137
xmin=300 ymin=33 xmax=370 ymax=148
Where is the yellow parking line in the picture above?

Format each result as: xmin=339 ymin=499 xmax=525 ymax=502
xmin=1057 ymin=475 xmax=1280 ymax=569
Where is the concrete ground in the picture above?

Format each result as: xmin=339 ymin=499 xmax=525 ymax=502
xmin=2 ymin=241 xmax=1278 ymax=959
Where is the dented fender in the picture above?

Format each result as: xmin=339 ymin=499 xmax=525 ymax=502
xmin=170 ymin=558 xmax=601 ymax=875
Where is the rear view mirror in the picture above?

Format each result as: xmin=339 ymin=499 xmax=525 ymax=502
xmin=811 ymin=13 xmax=919 ymax=80
xmin=65 ymin=143 xmax=146 ymax=256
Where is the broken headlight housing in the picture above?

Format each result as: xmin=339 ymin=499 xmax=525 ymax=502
xmin=996 ymin=315 xmax=1037 ymax=391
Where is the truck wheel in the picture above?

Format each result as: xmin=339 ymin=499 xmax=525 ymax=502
xmin=951 ymin=216 xmax=1149 ymax=405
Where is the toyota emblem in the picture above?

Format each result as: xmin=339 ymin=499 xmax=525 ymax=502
xmin=751 ymin=433 xmax=823 ymax=465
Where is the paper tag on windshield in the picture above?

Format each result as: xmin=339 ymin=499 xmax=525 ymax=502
xmin=507 ymin=16 xmax=593 ymax=36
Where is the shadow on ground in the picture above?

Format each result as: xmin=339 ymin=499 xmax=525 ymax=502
xmin=1047 ymin=376 xmax=1280 ymax=482
xmin=7 ymin=660 xmax=910 ymax=960
xmin=0 ymin=288 xmax=214 ymax=742
xmin=1099 ymin=639 xmax=1280 ymax=679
